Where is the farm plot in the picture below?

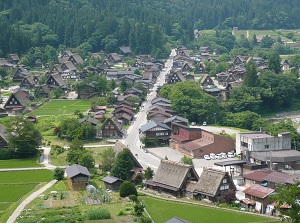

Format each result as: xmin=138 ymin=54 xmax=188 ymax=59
xmin=141 ymin=197 xmax=275 ymax=223
xmin=0 ymin=169 xmax=53 ymax=219
xmin=0 ymin=169 xmax=52 ymax=184
xmin=30 ymin=99 xmax=92 ymax=116
xmin=0 ymin=159 xmax=42 ymax=169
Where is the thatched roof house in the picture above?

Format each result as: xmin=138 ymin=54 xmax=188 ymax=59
xmin=145 ymin=160 xmax=199 ymax=197
xmin=186 ymin=168 xmax=236 ymax=202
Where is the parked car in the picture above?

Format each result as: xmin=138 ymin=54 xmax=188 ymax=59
xmin=210 ymin=153 xmax=216 ymax=160
xmin=228 ymin=151 xmax=235 ymax=158
xmin=204 ymin=155 xmax=211 ymax=160
xmin=216 ymin=154 xmax=223 ymax=159
xmin=202 ymin=121 xmax=207 ymax=126
xmin=220 ymin=152 xmax=227 ymax=159
xmin=191 ymin=122 xmax=197 ymax=126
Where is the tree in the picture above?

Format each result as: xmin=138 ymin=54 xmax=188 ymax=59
xmin=6 ymin=116 xmax=42 ymax=158
xmin=271 ymin=182 xmax=300 ymax=222
xmin=119 ymin=181 xmax=138 ymax=197
xmin=144 ymin=167 xmax=154 ymax=180
xmin=129 ymin=194 xmax=138 ymax=203
xmin=111 ymin=148 xmax=134 ymax=180
xmin=100 ymin=147 xmax=116 ymax=171
xmin=243 ymin=61 xmax=257 ymax=87
xmin=224 ymin=189 xmax=236 ymax=204
xmin=53 ymin=167 xmax=65 ymax=181
xmin=268 ymin=52 xmax=281 ymax=74
xmin=120 ymin=78 xmax=128 ymax=92
xmin=53 ymin=88 xmax=64 ymax=99
xmin=260 ymin=36 xmax=274 ymax=48
xmin=181 ymin=155 xmax=193 ymax=165
xmin=134 ymin=203 xmax=145 ymax=216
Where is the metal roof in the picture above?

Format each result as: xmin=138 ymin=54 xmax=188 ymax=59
xmin=65 ymin=164 xmax=91 ymax=178
xmin=214 ymin=160 xmax=246 ymax=167
xmin=102 ymin=176 xmax=123 ymax=184
xmin=140 ymin=121 xmax=171 ymax=132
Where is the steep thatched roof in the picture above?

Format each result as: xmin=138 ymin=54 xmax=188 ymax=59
xmin=191 ymin=169 xmax=235 ymax=197
xmin=152 ymin=160 xmax=199 ymax=190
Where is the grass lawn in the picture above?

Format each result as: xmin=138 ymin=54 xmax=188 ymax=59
xmin=0 ymin=184 xmax=37 ymax=202
xmin=0 ymin=203 xmax=12 ymax=212
xmin=141 ymin=197 xmax=276 ymax=223
xmin=0 ymin=158 xmax=42 ymax=168
xmin=30 ymin=99 xmax=92 ymax=116
xmin=0 ymin=169 xmax=52 ymax=184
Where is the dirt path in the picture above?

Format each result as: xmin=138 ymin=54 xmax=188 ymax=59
xmin=6 ymin=180 xmax=57 ymax=223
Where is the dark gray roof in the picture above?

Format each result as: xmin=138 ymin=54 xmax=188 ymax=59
xmin=120 ymin=46 xmax=132 ymax=54
xmin=140 ymin=121 xmax=171 ymax=132
xmin=251 ymin=150 xmax=300 ymax=163
xmin=163 ymin=116 xmax=188 ymax=124
xmin=152 ymin=160 xmax=198 ymax=190
xmin=152 ymin=97 xmax=171 ymax=105
xmin=165 ymin=217 xmax=191 ymax=223
xmin=66 ymin=164 xmax=91 ymax=178
xmin=102 ymin=176 xmax=123 ymax=184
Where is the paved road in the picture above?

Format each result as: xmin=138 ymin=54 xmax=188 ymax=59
xmin=121 ymin=49 xmax=176 ymax=171
xmin=6 ymin=180 xmax=58 ymax=223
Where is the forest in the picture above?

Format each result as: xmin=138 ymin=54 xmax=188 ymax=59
xmin=1 ymin=0 xmax=300 ymax=57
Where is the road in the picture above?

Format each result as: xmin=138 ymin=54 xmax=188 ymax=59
xmin=6 ymin=180 xmax=58 ymax=223
xmin=121 ymin=49 xmax=176 ymax=171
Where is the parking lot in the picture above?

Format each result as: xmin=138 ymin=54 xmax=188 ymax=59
xmin=147 ymin=146 xmax=238 ymax=175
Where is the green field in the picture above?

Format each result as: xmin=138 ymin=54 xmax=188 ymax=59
xmin=0 ymin=184 xmax=37 ymax=202
xmin=141 ymin=197 xmax=276 ymax=223
xmin=0 ymin=159 xmax=42 ymax=168
xmin=0 ymin=169 xmax=52 ymax=183
xmin=30 ymin=99 xmax=92 ymax=116
xmin=0 ymin=203 xmax=11 ymax=212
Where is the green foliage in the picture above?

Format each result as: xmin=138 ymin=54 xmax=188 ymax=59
xmin=53 ymin=167 xmax=65 ymax=181
xmin=50 ymin=145 xmax=65 ymax=157
xmin=223 ymin=111 xmax=264 ymax=131
xmin=268 ymin=51 xmax=281 ymax=74
xmin=180 ymin=155 xmax=193 ymax=166
xmin=5 ymin=116 xmax=42 ymax=158
xmin=270 ymin=182 xmax=300 ymax=223
xmin=144 ymin=167 xmax=154 ymax=180
xmin=243 ymin=61 xmax=257 ymax=87
xmin=111 ymin=148 xmax=134 ymax=180
xmin=100 ymin=147 xmax=116 ymax=171
xmin=66 ymin=139 xmax=95 ymax=169
xmin=129 ymin=194 xmax=138 ymax=203
xmin=120 ymin=181 xmax=138 ymax=197
xmin=86 ymin=207 xmax=111 ymax=220
xmin=260 ymin=36 xmax=274 ymax=48
xmin=134 ymin=203 xmax=145 ymax=216
xmin=166 ymin=81 xmax=220 ymax=123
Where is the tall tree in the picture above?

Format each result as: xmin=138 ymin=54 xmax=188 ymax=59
xmin=268 ymin=52 xmax=281 ymax=74
xmin=100 ymin=147 xmax=116 ymax=171
xmin=243 ymin=61 xmax=257 ymax=87
xmin=6 ymin=116 xmax=42 ymax=158
xmin=110 ymin=148 xmax=134 ymax=180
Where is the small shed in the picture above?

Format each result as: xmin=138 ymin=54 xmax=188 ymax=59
xmin=102 ymin=176 xmax=124 ymax=191
xmin=165 ymin=216 xmax=191 ymax=223
xmin=66 ymin=164 xmax=91 ymax=190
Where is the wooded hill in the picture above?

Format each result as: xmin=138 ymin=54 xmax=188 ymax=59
xmin=0 ymin=0 xmax=300 ymax=56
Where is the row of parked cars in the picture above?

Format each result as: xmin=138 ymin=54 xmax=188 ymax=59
xmin=203 ymin=151 xmax=235 ymax=160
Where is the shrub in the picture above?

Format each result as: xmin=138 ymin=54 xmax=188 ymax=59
xmin=53 ymin=167 xmax=65 ymax=181
xmin=86 ymin=207 xmax=111 ymax=220
xmin=120 ymin=181 xmax=138 ymax=197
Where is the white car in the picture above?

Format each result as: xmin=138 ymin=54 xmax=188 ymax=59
xmin=228 ymin=152 xmax=235 ymax=158
xmin=220 ymin=152 xmax=227 ymax=159
xmin=202 ymin=121 xmax=207 ymax=126
xmin=204 ymin=155 xmax=211 ymax=160
xmin=216 ymin=154 xmax=223 ymax=159
xmin=210 ymin=153 xmax=216 ymax=160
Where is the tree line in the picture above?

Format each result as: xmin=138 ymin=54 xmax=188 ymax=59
xmin=1 ymin=0 xmax=300 ymax=57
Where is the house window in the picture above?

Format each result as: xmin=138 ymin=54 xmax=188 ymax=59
xmin=10 ymin=101 xmax=13 ymax=104
xmin=265 ymin=145 xmax=269 ymax=149
xmin=14 ymin=101 xmax=17 ymax=104
xmin=105 ymin=126 xmax=109 ymax=129
xmin=223 ymin=178 xmax=227 ymax=184
xmin=220 ymin=185 xmax=229 ymax=190
xmin=156 ymin=132 xmax=164 ymax=136
xmin=110 ymin=126 xmax=114 ymax=129
xmin=165 ymin=132 xmax=169 ymax=135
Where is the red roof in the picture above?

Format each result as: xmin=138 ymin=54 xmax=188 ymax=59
xmin=172 ymin=134 xmax=190 ymax=142
xmin=243 ymin=170 xmax=272 ymax=182
xmin=243 ymin=184 xmax=274 ymax=199
xmin=182 ymin=138 xmax=212 ymax=151
xmin=263 ymin=171 xmax=293 ymax=184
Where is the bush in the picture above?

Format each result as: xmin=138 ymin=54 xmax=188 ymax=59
xmin=53 ymin=167 xmax=65 ymax=181
xmin=86 ymin=207 xmax=111 ymax=220
xmin=120 ymin=181 xmax=138 ymax=197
